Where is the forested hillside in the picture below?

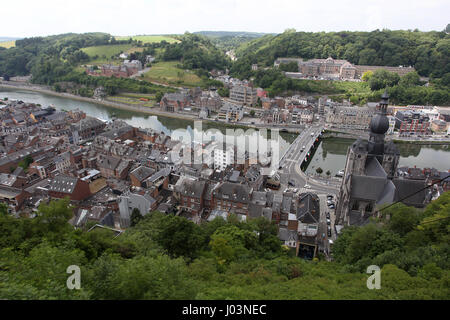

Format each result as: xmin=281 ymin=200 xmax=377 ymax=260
xmin=232 ymin=29 xmax=450 ymax=78
xmin=158 ymin=32 xmax=231 ymax=71
xmin=0 ymin=192 xmax=448 ymax=300
xmin=0 ymin=33 xmax=113 ymax=78
xmin=0 ymin=32 xmax=228 ymax=93
xmin=194 ymin=31 xmax=272 ymax=51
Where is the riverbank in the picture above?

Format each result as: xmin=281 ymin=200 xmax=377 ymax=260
xmin=392 ymin=139 xmax=450 ymax=145
xmin=0 ymin=81 xmax=203 ymax=121
xmin=323 ymin=129 xmax=450 ymax=145
xmin=0 ymin=82 xmax=298 ymax=136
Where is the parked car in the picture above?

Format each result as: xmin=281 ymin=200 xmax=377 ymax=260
xmin=326 ymin=212 xmax=330 ymax=219
xmin=326 ymin=219 xmax=331 ymax=225
xmin=327 ymin=195 xmax=333 ymax=200
xmin=328 ymin=230 xmax=332 ymax=237
xmin=293 ymin=188 xmax=298 ymax=193
xmin=328 ymin=203 xmax=335 ymax=209
xmin=288 ymin=180 xmax=296 ymax=187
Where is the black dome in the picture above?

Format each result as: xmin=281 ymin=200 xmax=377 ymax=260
xmin=370 ymin=114 xmax=389 ymax=134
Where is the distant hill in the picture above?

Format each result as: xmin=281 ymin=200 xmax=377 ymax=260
xmin=194 ymin=31 xmax=276 ymax=51
xmin=0 ymin=37 xmax=21 ymax=42
xmin=194 ymin=31 xmax=274 ymax=38
xmin=232 ymin=29 xmax=450 ymax=78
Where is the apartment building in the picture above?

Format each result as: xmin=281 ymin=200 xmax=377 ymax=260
xmin=217 ymin=102 xmax=244 ymax=122
xmin=213 ymin=145 xmax=235 ymax=171
xmin=229 ymin=85 xmax=257 ymax=106
xmin=395 ymin=110 xmax=430 ymax=134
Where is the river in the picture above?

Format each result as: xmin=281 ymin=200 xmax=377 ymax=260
xmin=0 ymin=87 xmax=297 ymax=160
xmin=3 ymin=87 xmax=448 ymax=173
xmin=305 ymin=137 xmax=450 ymax=175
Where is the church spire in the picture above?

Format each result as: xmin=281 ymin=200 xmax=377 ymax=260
xmin=368 ymin=89 xmax=390 ymax=155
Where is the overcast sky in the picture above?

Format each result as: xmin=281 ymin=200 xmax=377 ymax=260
xmin=3 ymin=0 xmax=449 ymax=38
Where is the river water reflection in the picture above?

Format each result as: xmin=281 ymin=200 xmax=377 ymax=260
xmin=0 ymin=87 xmax=296 ymax=165
xmin=305 ymin=137 xmax=450 ymax=175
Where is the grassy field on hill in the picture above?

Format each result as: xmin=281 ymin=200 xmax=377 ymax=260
xmin=0 ymin=40 xmax=15 ymax=48
xmin=116 ymin=35 xmax=179 ymax=44
xmin=80 ymin=44 xmax=143 ymax=66
xmin=142 ymin=61 xmax=202 ymax=87
xmin=106 ymin=92 xmax=156 ymax=107
xmin=81 ymin=44 xmax=134 ymax=58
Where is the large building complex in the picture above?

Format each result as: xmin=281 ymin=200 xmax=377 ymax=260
xmin=275 ymin=57 xmax=416 ymax=80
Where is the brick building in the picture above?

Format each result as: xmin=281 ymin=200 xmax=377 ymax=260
xmin=48 ymin=175 xmax=91 ymax=201
xmin=159 ymin=92 xmax=190 ymax=112
xmin=395 ymin=110 xmax=430 ymax=134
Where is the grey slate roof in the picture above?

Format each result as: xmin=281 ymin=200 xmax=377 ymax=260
xmin=350 ymin=175 xmax=392 ymax=201
xmin=48 ymin=175 xmax=78 ymax=194
xmin=251 ymin=191 xmax=267 ymax=205
xmin=146 ymin=168 xmax=171 ymax=183
xmin=377 ymin=180 xmax=396 ymax=205
xmin=177 ymin=179 xmax=206 ymax=198
xmin=213 ymin=182 xmax=251 ymax=203
xmin=0 ymin=185 xmax=23 ymax=198
xmin=278 ymin=227 xmax=298 ymax=242
xmin=97 ymin=155 xmax=121 ymax=171
xmin=248 ymin=202 xmax=264 ymax=218
xmin=393 ymin=178 xmax=427 ymax=207
xmin=365 ymin=157 xmax=387 ymax=178
xmin=281 ymin=193 xmax=293 ymax=213
xmin=297 ymin=192 xmax=320 ymax=224
xmin=130 ymin=166 xmax=155 ymax=182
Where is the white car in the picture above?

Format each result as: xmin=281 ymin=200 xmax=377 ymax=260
xmin=293 ymin=188 xmax=298 ymax=193
xmin=304 ymin=184 xmax=311 ymax=189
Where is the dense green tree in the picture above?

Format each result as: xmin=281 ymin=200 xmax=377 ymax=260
xmin=399 ymin=71 xmax=421 ymax=87
xmin=130 ymin=208 xmax=143 ymax=227
xmin=0 ymin=193 xmax=449 ymax=300
xmin=217 ymin=87 xmax=229 ymax=97
xmin=279 ymin=61 xmax=299 ymax=72
xmin=382 ymin=203 xmax=420 ymax=236
xmin=233 ymin=29 xmax=450 ymax=78
xmin=154 ymin=214 xmax=205 ymax=260
xmin=368 ymin=69 xmax=400 ymax=90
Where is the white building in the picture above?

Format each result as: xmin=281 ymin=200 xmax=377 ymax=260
xmin=421 ymin=108 xmax=440 ymax=122
xmin=118 ymin=190 xmax=156 ymax=228
xmin=54 ymin=151 xmax=71 ymax=173
xmin=213 ymin=145 xmax=235 ymax=171
xmin=123 ymin=59 xmax=143 ymax=70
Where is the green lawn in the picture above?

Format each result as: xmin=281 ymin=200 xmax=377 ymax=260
xmin=116 ymin=35 xmax=179 ymax=44
xmin=332 ymin=81 xmax=371 ymax=95
xmin=81 ymin=44 xmax=134 ymax=58
xmin=106 ymin=93 xmax=156 ymax=107
xmin=0 ymin=40 xmax=15 ymax=48
xmin=142 ymin=61 xmax=203 ymax=87
xmin=80 ymin=44 xmax=138 ymax=65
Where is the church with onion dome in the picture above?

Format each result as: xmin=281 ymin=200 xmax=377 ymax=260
xmin=335 ymin=91 xmax=429 ymax=226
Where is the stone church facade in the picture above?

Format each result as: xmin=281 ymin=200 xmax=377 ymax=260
xmin=336 ymin=91 xmax=428 ymax=226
